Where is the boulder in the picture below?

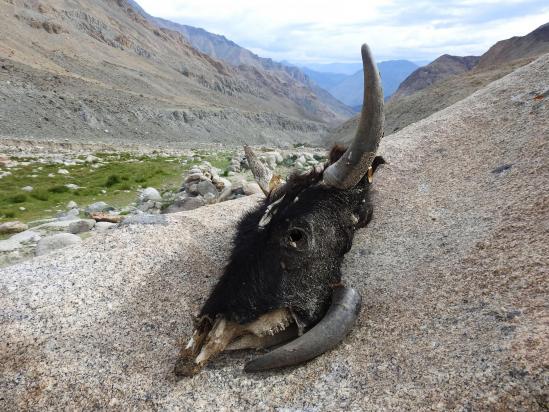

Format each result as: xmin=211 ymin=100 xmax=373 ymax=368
xmin=140 ymin=187 xmax=162 ymax=202
xmin=164 ymin=196 xmax=206 ymax=213
xmin=94 ymin=222 xmax=117 ymax=232
xmin=10 ymin=230 xmax=41 ymax=243
xmin=68 ymin=219 xmax=96 ymax=234
xmin=58 ymin=168 xmax=69 ymax=175
xmin=35 ymin=233 xmax=82 ymax=256
xmin=21 ymin=186 xmax=33 ymax=192
xmin=89 ymin=212 xmax=124 ymax=223
xmin=242 ymin=181 xmax=263 ymax=196
xmin=197 ymin=180 xmax=218 ymax=197
xmin=0 ymin=221 xmax=28 ymax=235
xmin=85 ymin=201 xmax=114 ymax=215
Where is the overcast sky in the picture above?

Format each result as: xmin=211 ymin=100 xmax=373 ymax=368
xmin=137 ymin=0 xmax=549 ymax=64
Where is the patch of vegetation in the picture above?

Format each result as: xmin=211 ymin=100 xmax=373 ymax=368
xmin=105 ymin=174 xmax=121 ymax=187
xmin=10 ymin=194 xmax=27 ymax=203
xmin=48 ymin=185 xmax=69 ymax=193
xmin=0 ymin=150 xmax=232 ymax=224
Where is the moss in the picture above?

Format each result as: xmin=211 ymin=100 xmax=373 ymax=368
xmin=10 ymin=194 xmax=27 ymax=203
xmin=105 ymin=174 xmax=121 ymax=187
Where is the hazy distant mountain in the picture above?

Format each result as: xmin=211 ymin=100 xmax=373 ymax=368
xmin=300 ymin=68 xmax=348 ymax=90
xmin=127 ymin=0 xmax=354 ymax=121
xmin=392 ymin=55 xmax=480 ymax=99
xmin=301 ymin=62 xmax=364 ymax=75
xmin=316 ymin=60 xmax=418 ymax=107
xmin=327 ymin=23 xmax=549 ymax=145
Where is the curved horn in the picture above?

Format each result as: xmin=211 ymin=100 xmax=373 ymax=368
xmin=244 ymin=287 xmax=362 ymax=372
xmin=323 ymin=44 xmax=384 ymax=189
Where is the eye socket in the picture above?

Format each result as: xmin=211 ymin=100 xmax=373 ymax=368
xmin=287 ymin=228 xmax=307 ymax=250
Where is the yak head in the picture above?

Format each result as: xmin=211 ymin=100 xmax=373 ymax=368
xmin=175 ymin=44 xmax=385 ymax=376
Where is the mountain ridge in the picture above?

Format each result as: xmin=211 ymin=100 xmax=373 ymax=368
xmin=0 ymin=0 xmax=352 ymax=148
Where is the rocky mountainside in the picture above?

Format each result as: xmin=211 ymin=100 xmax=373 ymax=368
xmin=126 ymin=0 xmax=353 ymax=121
xmin=0 ymin=0 xmax=351 ymax=149
xmin=477 ymin=22 xmax=549 ymax=70
xmin=324 ymin=60 xmax=419 ymax=106
xmin=391 ymin=54 xmax=479 ymax=99
xmin=1 ymin=53 xmax=547 ymax=410
xmin=328 ymin=24 xmax=549 ymax=144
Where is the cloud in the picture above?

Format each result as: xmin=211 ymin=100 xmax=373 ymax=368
xmin=136 ymin=0 xmax=549 ymax=63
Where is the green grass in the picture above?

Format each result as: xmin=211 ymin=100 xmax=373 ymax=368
xmin=0 ymin=151 xmax=232 ymax=224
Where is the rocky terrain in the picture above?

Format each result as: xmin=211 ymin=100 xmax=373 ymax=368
xmin=0 ymin=145 xmax=326 ymax=267
xmin=328 ymin=23 xmax=549 ymax=145
xmin=390 ymin=54 xmax=480 ymax=99
xmin=0 ymin=0 xmax=351 ymax=149
xmin=0 ymin=46 xmax=547 ymax=410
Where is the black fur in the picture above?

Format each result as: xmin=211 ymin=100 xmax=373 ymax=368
xmin=199 ymin=147 xmax=384 ymax=330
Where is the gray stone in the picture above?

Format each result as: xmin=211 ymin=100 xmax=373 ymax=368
xmin=68 ymin=219 xmax=96 ymax=234
xmin=57 ymin=208 xmax=80 ymax=220
xmin=35 ymin=233 xmax=82 ymax=256
xmin=67 ymin=200 xmax=78 ymax=209
xmin=21 ymin=186 xmax=33 ymax=192
xmin=242 ymin=181 xmax=263 ymax=196
xmin=197 ymin=180 xmax=218 ymax=197
xmin=57 ymin=168 xmax=69 ymax=175
xmin=85 ymin=201 xmax=114 ymax=215
xmin=0 ymin=221 xmax=28 ymax=234
xmin=164 ymin=196 xmax=206 ymax=213
xmin=140 ymin=187 xmax=162 ymax=202
xmin=65 ymin=184 xmax=80 ymax=190
xmin=120 ymin=214 xmax=167 ymax=225
xmin=10 ymin=230 xmax=41 ymax=243
xmin=94 ymin=222 xmax=117 ymax=232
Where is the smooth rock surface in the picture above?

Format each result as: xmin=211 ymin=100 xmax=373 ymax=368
xmin=35 ymin=233 xmax=82 ymax=256
xmin=0 ymin=55 xmax=548 ymax=410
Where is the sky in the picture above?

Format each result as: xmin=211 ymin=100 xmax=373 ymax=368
xmin=137 ymin=0 xmax=549 ymax=65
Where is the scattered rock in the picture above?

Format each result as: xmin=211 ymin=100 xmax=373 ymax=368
xmin=120 ymin=214 xmax=167 ymax=225
xmin=0 ymin=221 xmax=28 ymax=235
xmin=197 ymin=180 xmax=218 ymax=198
xmin=68 ymin=219 xmax=96 ymax=234
xmin=164 ymin=196 xmax=205 ymax=213
xmin=58 ymin=168 xmax=69 ymax=175
xmin=35 ymin=233 xmax=82 ymax=256
xmin=242 ymin=181 xmax=263 ymax=196
xmin=10 ymin=230 xmax=41 ymax=243
xmin=67 ymin=200 xmax=78 ymax=209
xmin=57 ymin=208 xmax=80 ymax=221
xmin=89 ymin=212 xmax=124 ymax=223
xmin=65 ymin=184 xmax=80 ymax=190
xmin=94 ymin=222 xmax=117 ymax=232
xmin=21 ymin=186 xmax=33 ymax=192
xmin=140 ymin=187 xmax=162 ymax=202
xmin=85 ymin=202 xmax=114 ymax=215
